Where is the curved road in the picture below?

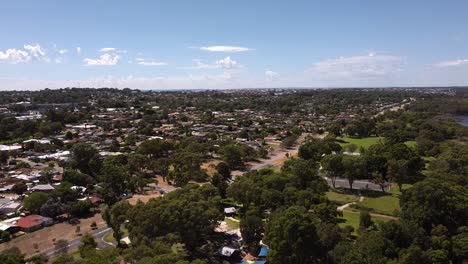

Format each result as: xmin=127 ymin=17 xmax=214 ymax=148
xmin=43 ymin=227 xmax=113 ymax=257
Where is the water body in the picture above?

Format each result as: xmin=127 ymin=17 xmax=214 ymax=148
xmin=455 ymin=115 xmax=468 ymax=127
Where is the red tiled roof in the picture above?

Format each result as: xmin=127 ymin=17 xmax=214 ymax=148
xmin=16 ymin=215 xmax=47 ymax=229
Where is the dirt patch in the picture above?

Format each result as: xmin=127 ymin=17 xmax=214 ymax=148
xmin=127 ymin=191 xmax=161 ymax=205
xmin=201 ymin=159 xmax=221 ymax=177
xmin=0 ymin=214 xmax=107 ymax=257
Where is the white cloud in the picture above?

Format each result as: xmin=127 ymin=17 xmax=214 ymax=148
xmin=190 ymin=57 xmax=239 ymax=70
xmin=100 ymin=47 xmax=116 ymax=52
xmin=24 ymin=44 xmax=46 ymax=60
xmin=265 ymin=70 xmax=279 ymax=80
xmin=84 ymin=53 xmax=120 ymax=66
xmin=0 ymin=44 xmax=48 ymax=64
xmin=433 ymin=59 xmax=468 ymax=67
xmin=199 ymin=46 xmax=252 ymax=52
xmin=216 ymin=56 xmax=238 ymax=69
xmin=137 ymin=61 xmax=168 ymax=66
xmin=58 ymin=49 xmax=68 ymax=55
xmin=76 ymin=47 xmax=82 ymax=54
xmin=0 ymin=49 xmax=31 ymax=63
xmin=306 ymin=53 xmax=404 ymax=81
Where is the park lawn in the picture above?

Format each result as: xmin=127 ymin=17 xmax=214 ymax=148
xmin=339 ymin=211 xmax=393 ymax=236
xmin=338 ymin=211 xmax=360 ymax=235
xmin=337 ymin=137 xmax=383 ymax=150
xmin=357 ymin=195 xmax=400 ymax=216
xmin=356 ymin=183 xmax=412 ymax=216
xmin=326 ymin=191 xmax=360 ymax=205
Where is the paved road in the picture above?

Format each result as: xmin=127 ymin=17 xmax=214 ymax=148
xmin=43 ymin=227 xmax=113 ymax=257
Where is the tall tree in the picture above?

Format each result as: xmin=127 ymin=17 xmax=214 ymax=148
xmin=264 ymin=206 xmax=323 ymax=264
xmin=24 ymin=192 xmax=49 ymax=214
xmin=342 ymin=155 xmax=366 ymax=190
xmin=70 ymin=143 xmax=101 ymax=176
xmin=321 ymin=154 xmax=344 ymax=188
xmin=103 ymin=201 xmax=131 ymax=248
xmin=240 ymin=207 xmax=264 ymax=255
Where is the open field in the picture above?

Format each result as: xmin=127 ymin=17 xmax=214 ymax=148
xmin=337 ymin=137 xmax=417 ymax=151
xmin=327 ymin=184 xmax=412 ymax=216
xmin=339 ymin=210 xmax=394 ymax=235
xmin=338 ymin=211 xmax=360 ymax=235
xmin=337 ymin=137 xmax=383 ymax=149
xmin=326 ymin=191 xmax=360 ymax=205
xmin=357 ymin=194 xmax=400 ymax=216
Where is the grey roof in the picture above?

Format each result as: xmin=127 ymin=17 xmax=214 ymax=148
xmin=30 ymin=184 xmax=55 ymax=191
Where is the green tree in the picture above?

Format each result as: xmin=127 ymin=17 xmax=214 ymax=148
xmin=240 ymin=207 xmax=264 ymax=255
xmin=63 ymin=169 xmax=94 ymax=186
xmin=70 ymin=143 xmax=101 ymax=176
xmin=400 ymin=178 xmax=468 ymax=233
xmin=103 ymin=201 xmax=131 ymax=248
xmin=342 ymin=155 xmax=366 ymax=190
xmin=11 ymin=181 xmax=28 ymax=195
xmin=359 ymin=210 xmax=372 ymax=229
xmin=100 ymin=156 xmax=130 ymax=205
xmin=127 ymin=185 xmax=223 ymax=249
xmin=70 ymin=199 xmax=93 ymax=217
xmin=221 ymin=144 xmax=244 ymax=169
xmin=0 ymin=247 xmax=25 ymax=264
xmin=137 ymin=139 xmax=173 ymax=158
xmin=211 ymin=173 xmax=228 ymax=198
xmin=282 ymin=158 xmax=320 ymax=190
xmin=321 ymin=154 xmax=344 ymax=188
xmin=40 ymin=198 xmax=64 ymax=218
xmin=215 ymin=161 xmax=231 ymax=179
xmin=298 ymin=138 xmax=340 ymax=162
xmin=24 ymin=192 xmax=49 ymax=214
xmin=79 ymin=233 xmax=97 ymax=257
xmin=264 ymin=206 xmax=323 ymax=264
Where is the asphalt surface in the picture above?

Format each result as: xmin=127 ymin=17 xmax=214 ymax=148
xmin=43 ymin=227 xmax=113 ymax=257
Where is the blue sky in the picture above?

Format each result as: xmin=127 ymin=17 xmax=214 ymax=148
xmin=1 ymin=0 xmax=468 ymax=89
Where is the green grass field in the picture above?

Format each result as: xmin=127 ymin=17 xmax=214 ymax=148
xmin=327 ymin=184 xmax=412 ymax=216
xmin=326 ymin=191 xmax=360 ymax=205
xmin=338 ymin=211 xmax=393 ymax=235
xmin=358 ymin=195 xmax=400 ymax=216
xmin=337 ymin=137 xmax=418 ymax=151
xmin=338 ymin=211 xmax=360 ymax=234
xmin=337 ymin=137 xmax=383 ymax=150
